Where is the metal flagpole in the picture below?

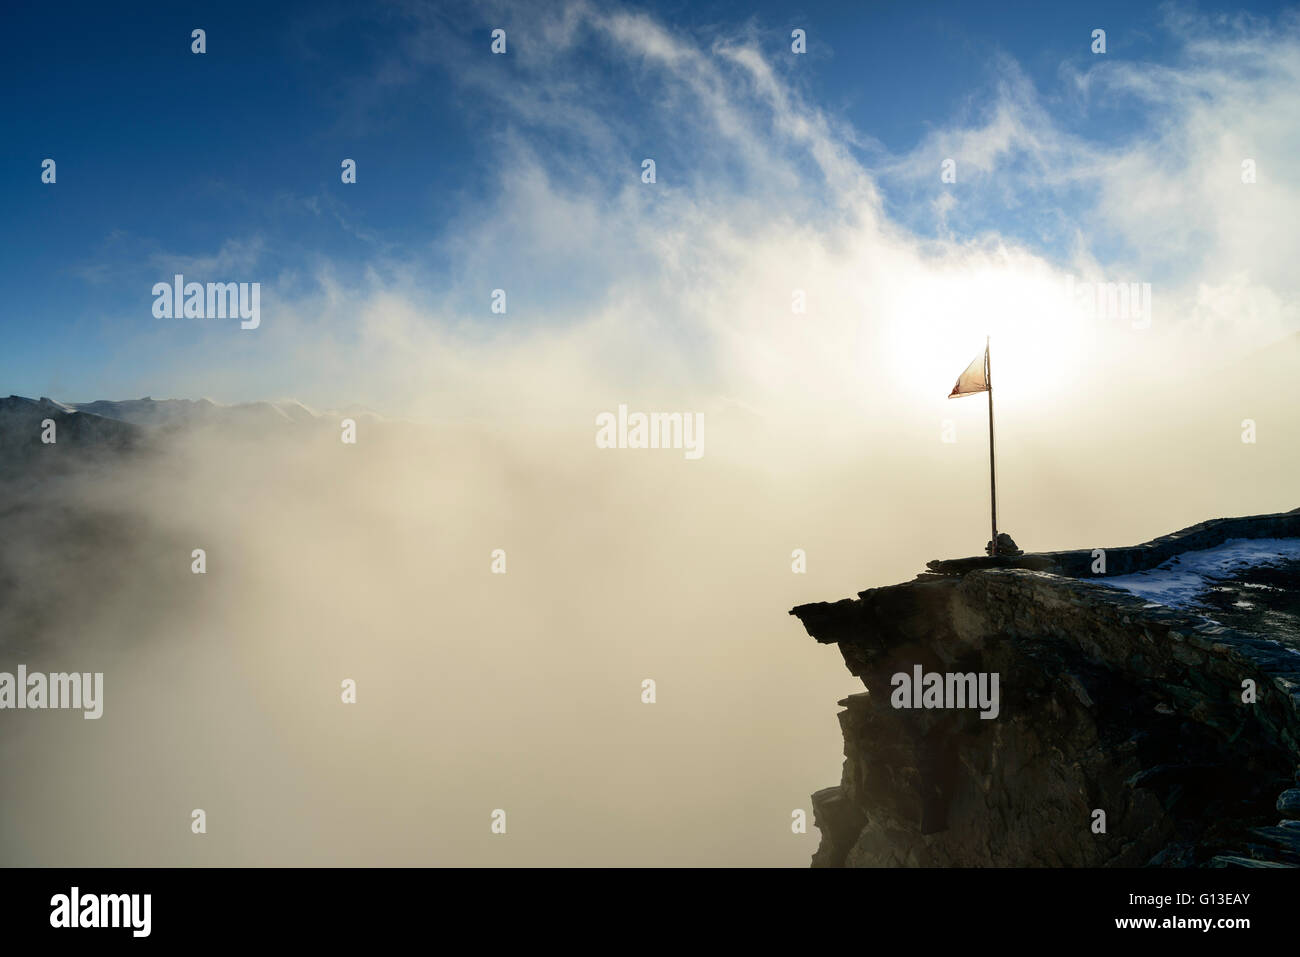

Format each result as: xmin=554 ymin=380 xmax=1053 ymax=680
xmin=986 ymin=335 xmax=998 ymax=557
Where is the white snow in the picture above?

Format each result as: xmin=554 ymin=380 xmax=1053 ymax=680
xmin=1102 ymin=537 xmax=1300 ymax=609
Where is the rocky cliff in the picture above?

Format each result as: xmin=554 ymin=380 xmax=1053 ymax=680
xmin=791 ymin=509 xmax=1300 ymax=867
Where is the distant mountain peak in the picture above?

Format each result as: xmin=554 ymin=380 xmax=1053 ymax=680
xmin=1 ymin=394 xmax=387 ymax=439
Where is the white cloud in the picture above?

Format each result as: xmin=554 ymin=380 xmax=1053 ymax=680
xmin=109 ymin=3 xmax=1299 ymax=433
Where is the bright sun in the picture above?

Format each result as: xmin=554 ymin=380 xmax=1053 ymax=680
xmin=879 ymin=265 xmax=1098 ymax=414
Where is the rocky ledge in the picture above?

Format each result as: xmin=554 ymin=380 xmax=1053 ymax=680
xmin=791 ymin=509 xmax=1300 ymax=867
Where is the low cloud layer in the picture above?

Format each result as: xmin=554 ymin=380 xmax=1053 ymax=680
xmin=3 ymin=2 xmax=1298 ymax=864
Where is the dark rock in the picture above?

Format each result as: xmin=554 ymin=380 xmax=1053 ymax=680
xmin=809 ymin=786 xmax=866 ymax=868
xmin=1147 ymin=842 xmax=1199 ymax=867
xmin=792 ymin=508 xmax=1300 ymax=867
xmin=986 ymin=532 xmax=1023 ymax=557
xmin=1207 ymin=855 xmax=1293 ymax=868
xmin=1245 ymin=826 xmax=1300 ymax=864
xmin=926 ymin=508 xmax=1300 ymax=578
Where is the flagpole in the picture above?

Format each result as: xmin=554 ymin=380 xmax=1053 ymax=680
xmin=986 ymin=335 xmax=998 ymax=557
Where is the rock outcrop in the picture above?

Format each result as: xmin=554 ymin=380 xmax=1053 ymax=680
xmin=791 ymin=509 xmax=1300 ymax=867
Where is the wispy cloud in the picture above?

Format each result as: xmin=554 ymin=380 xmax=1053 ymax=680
xmin=84 ymin=1 xmax=1299 ymax=426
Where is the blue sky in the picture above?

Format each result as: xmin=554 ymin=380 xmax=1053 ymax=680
xmin=2 ymin=0 xmax=1297 ymax=406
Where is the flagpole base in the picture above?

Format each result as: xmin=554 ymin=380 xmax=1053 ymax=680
xmin=986 ymin=532 xmax=1023 ymax=558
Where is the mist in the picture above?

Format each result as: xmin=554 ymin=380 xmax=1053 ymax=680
xmin=3 ymin=2 xmax=1299 ymax=866
xmin=2 ymin=310 xmax=1296 ymax=865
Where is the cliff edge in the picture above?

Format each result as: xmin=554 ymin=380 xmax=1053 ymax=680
xmin=791 ymin=509 xmax=1300 ymax=867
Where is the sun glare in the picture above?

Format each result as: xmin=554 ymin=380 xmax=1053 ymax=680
xmin=879 ymin=266 xmax=1096 ymax=414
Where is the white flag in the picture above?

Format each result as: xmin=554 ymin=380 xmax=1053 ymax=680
xmin=948 ymin=347 xmax=988 ymax=398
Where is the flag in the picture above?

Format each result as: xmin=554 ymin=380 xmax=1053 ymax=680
xmin=948 ymin=346 xmax=988 ymax=398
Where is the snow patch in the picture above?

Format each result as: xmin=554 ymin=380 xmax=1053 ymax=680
xmin=1102 ymin=538 xmax=1300 ymax=609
